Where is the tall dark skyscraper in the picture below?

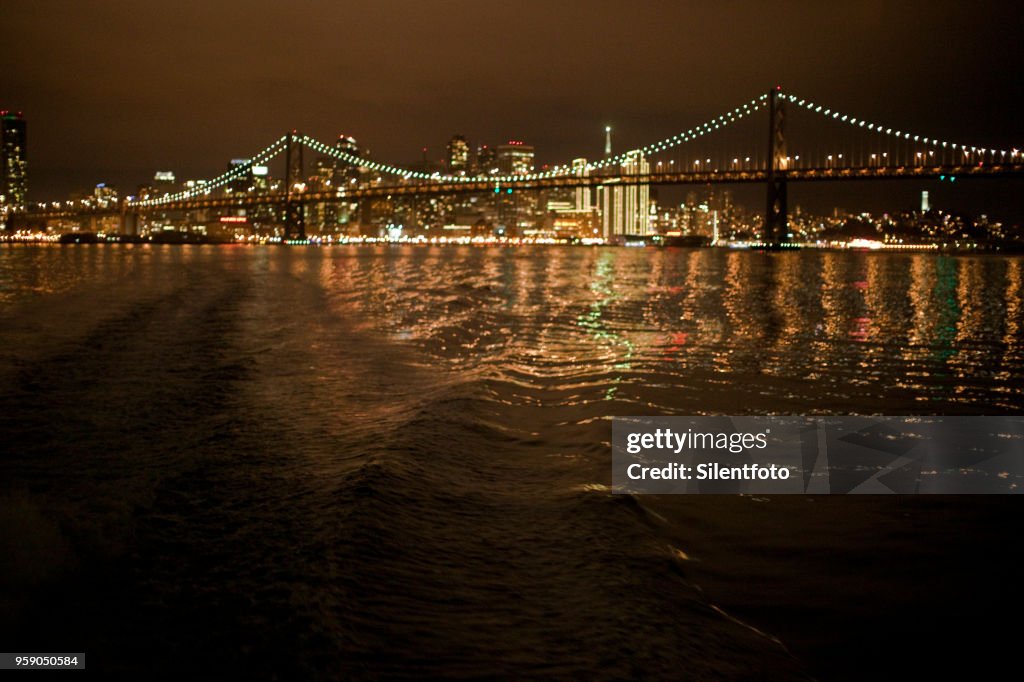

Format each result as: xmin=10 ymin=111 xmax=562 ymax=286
xmin=476 ymin=144 xmax=497 ymax=174
xmin=334 ymin=134 xmax=364 ymax=184
xmin=1 ymin=111 xmax=28 ymax=209
xmin=446 ymin=135 xmax=469 ymax=173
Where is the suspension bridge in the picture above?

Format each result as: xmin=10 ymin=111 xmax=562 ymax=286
xmin=12 ymin=88 xmax=1024 ymax=245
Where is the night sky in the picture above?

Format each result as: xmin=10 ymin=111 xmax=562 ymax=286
xmin=4 ymin=1 xmax=1023 ymax=219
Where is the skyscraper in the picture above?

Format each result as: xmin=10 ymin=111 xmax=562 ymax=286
xmin=496 ymin=141 xmax=536 ymax=235
xmin=601 ymin=151 xmax=650 ymax=238
xmin=496 ymin=141 xmax=534 ymax=175
xmin=447 ymin=135 xmax=469 ymax=173
xmin=572 ymin=158 xmax=591 ymax=212
xmin=476 ymin=144 xmax=497 ymax=174
xmin=1 ymin=111 xmax=28 ymax=210
xmin=623 ymin=152 xmax=651 ymax=236
xmin=226 ymin=159 xmax=253 ymax=196
xmin=153 ymin=171 xmax=176 ymax=191
xmin=333 ymin=134 xmax=364 ymax=184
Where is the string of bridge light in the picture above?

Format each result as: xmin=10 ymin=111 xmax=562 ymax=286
xmin=128 ymin=91 xmax=1021 ymax=207
xmin=302 ymin=94 xmax=769 ymax=185
xmin=130 ymin=136 xmax=289 ymax=207
xmin=587 ymin=94 xmax=768 ymax=172
xmin=127 ymin=95 xmax=771 ymax=203
xmin=301 ymin=135 xmax=441 ymax=182
xmin=304 ymin=135 xmax=507 ymax=183
xmin=785 ymin=94 xmax=1020 ymax=162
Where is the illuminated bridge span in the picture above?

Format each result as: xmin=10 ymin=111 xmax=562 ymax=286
xmin=17 ymin=88 xmax=1024 ymax=244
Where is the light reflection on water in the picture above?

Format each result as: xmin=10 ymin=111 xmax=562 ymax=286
xmin=308 ymin=245 xmax=1024 ymax=412
xmin=2 ymin=244 xmax=1022 ymax=412
xmin=1 ymin=243 xmax=1023 ymax=677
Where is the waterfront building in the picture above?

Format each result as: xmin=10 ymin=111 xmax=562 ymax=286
xmin=1 ymin=110 xmax=28 ymax=210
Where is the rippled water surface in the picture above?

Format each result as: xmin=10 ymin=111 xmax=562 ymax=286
xmin=1 ymin=245 xmax=1021 ymax=679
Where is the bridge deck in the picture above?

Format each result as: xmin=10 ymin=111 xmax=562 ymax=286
xmin=15 ymin=163 xmax=1024 ymax=220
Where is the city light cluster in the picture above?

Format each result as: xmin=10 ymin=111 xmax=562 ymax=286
xmin=231 ymin=233 xmax=595 ymax=246
xmin=0 ymin=229 xmax=60 ymax=242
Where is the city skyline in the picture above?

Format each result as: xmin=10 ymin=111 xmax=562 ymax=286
xmin=2 ymin=1 xmax=1023 ymax=220
xmin=6 ymin=87 xmax=1023 ymax=248
xmin=5 ymin=101 xmax=1024 ymax=227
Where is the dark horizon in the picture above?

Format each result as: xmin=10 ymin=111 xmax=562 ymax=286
xmin=3 ymin=1 xmax=1024 ymax=220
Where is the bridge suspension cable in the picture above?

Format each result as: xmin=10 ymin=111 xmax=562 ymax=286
xmin=131 ymin=136 xmax=289 ymax=208
xmin=301 ymin=135 xmax=445 ymax=182
xmin=301 ymin=94 xmax=770 ymax=184
xmin=588 ymin=93 xmax=768 ymax=172
xmin=786 ymin=93 xmax=1020 ymax=164
xmin=123 ymin=91 xmax=1023 ymax=214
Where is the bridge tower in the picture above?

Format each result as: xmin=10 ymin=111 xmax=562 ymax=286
xmin=284 ymin=131 xmax=306 ymax=241
xmin=119 ymin=202 xmax=139 ymax=236
xmin=764 ymin=86 xmax=788 ymax=245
